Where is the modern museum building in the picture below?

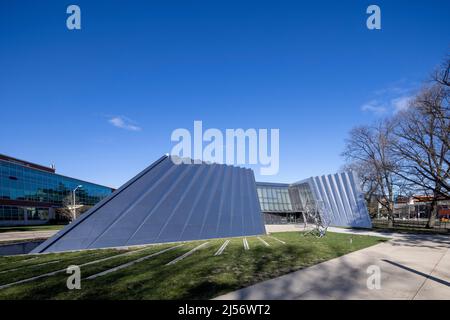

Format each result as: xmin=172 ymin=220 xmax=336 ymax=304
xmin=1 ymin=153 xmax=371 ymax=252
xmin=30 ymin=155 xmax=371 ymax=253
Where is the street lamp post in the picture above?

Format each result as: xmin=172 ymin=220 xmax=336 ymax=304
xmin=72 ymin=185 xmax=83 ymax=221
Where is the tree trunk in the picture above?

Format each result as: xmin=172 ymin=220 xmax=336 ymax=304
xmin=426 ymin=198 xmax=438 ymax=228
xmin=387 ymin=202 xmax=395 ymax=228
xmin=387 ymin=214 xmax=394 ymax=228
xmin=387 ymin=213 xmax=394 ymax=228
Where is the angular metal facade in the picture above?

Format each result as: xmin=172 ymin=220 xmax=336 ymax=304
xmin=33 ymin=156 xmax=266 ymax=253
xmin=291 ymin=171 xmax=372 ymax=228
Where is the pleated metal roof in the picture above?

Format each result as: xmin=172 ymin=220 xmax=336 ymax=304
xmin=33 ymin=155 xmax=266 ymax=253
xmin=292 ymin=171 xmax=372 ymax=228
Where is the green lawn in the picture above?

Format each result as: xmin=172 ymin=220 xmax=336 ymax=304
xmin=0 ymin=225 xmax=64 ymax=233
xmin=0 ymin=232 xmax=386 ymax=300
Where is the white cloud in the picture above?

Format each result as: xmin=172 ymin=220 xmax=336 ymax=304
xmin=361 ymin=81 xmax=417 ymax=116
xmin=361 ymin=100 xmax=387 ymax=115
xmin=391 ymin=96 xmax=413 ymax=113
xmin=108 ymin=116 xmax=142 ymax=131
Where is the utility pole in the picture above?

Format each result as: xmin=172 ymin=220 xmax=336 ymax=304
xmin=72 ymin=185 xmax=83 ymax=221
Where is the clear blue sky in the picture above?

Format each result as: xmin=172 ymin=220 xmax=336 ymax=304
xmin=1 ymin=0 xmax=449 ymax=188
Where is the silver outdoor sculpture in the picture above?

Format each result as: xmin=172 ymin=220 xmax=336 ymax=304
xmin=303 ymin=200 xmax=331 ymax=238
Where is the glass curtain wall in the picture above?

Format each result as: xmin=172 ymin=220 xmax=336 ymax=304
xmin=0 ymin=160 xmax=113 ymax=221
xmin=0 ymin=161 xmax=112 ymax=206
xmin=256 ymin=184 xmax=299 ymax=224
xmin=257 ymin=185 xmax=293 ymax=212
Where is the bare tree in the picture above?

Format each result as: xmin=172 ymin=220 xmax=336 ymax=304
xmin=342 ymin=120 xmax=402 ymax=227
xmin=342 ymin=56 xmax=450 ymax=229
xmin=432 ymin=55 xmax=450 ymax=87
xmin=57 ymin=194 xmax=90 ymax=222
xmin=342 ymin=161 xmax=379 ymax=215
xmin=391 ymin=65 xmax=450 ymax=227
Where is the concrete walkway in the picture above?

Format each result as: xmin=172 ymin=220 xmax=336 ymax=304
xmin=0 ymin=230 xmax=58 ymax=243
xmin=216 ymin=229 xmax=450 ymax=300
xmin=266 ymin=224 xmax=402 ymax=238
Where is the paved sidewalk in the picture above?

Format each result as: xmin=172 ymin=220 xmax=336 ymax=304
xmin=216 ymin=230 xmax=450 ymax=300
xmin=0 ymin=230 xmax=58 ymax=243
xmin=266 ymin=224 xmax=401 ymax=238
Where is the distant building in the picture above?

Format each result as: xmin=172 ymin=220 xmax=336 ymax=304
xmin=367 ymin=193 xmax=450 ymax=222
xmin=394 ymin=195 xmax=450 ymax=220
xmin=0 ymin=154 xmax=114 ymax=226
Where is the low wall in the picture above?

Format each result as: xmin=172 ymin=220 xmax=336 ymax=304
xmin=0 ymin=220 xmax=49 ymax=227
xmin=265 ymin=224 xmax=306 ymax=233
xmin=0 ymin=240 xmax=45 ymax=256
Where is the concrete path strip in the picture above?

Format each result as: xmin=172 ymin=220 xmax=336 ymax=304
xmin=0 ymin=260 xmax=61 ymax=274
xmin=86 ymin=244 xmax=185 ymax=279
xmin=214 ymin=240 xmax=230 ymax=256
xmin=2 ymin=251 xmax=112 ymax=272
xmin=0 ymin=257 xmax=38 ymax=268
xmin=268 ymin=236 xmax=286 ymax=244
xmin=243 ymin=238 xmax=250 ymax=250
xmin=0 ymin=230 xmax=58 ymax=243
xmin=0 ymin=246 xmax=156 ymax=290
xmin=166 ymin=242 xmax=209 ymax=266
xmin=257 ymin=237 xmax=270 ymax=247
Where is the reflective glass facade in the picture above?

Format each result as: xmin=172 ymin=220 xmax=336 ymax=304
xmin=0 ymin=206 xmax=49 ymax=221
xmin=0 ymin=155 xmax=114 ymax=223
xmin=256 ymin=183 xmax=293 ymax=212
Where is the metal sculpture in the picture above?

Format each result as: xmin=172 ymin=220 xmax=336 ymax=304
xmin=303 ymin=200 xmax=331 ymax=238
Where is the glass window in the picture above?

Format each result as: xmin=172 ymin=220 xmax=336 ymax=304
xmin=256 ymin=185 xmax=294 ymax=213
xmin=0 ymin=160 xmax=113 ymax=208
